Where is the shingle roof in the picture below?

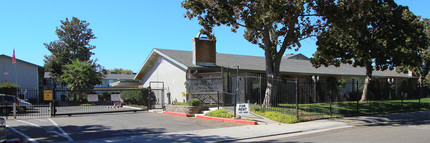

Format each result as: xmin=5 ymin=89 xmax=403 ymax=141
xmin=155 ymin=48 xmax=411 ymax=78
xmin=105 ymin=74 xmax=136 ymax=80
xmin=0 ymin=54 xmax=42 ymax=68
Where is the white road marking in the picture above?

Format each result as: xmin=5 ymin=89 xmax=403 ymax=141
xmin=48 ymin=118 xmax=73 ymax=141
xmin=16 ymin=120 xmax=40 ymax=127
xmin=16 ymin=120 xmax=66 ymax=137
xmin=7 ymin=125 xmax=38 ymax=143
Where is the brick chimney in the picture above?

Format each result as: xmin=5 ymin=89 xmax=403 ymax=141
xmin=192 ymin=33 xmax=216 ymax=66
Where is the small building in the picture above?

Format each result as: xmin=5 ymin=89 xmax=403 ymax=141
xmin=0 ymin=54 xmax=44 ymax=100
xmin=0 ymin=54 xmax=43 ymax=89
xmin=134 ymin=34 xmax=414 ymax=108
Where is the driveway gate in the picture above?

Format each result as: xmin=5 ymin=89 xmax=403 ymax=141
xmin=149 ymin=81 xmax=165 ymax=109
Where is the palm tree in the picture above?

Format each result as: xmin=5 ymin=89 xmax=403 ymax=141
xmin=61 ymin=59 xmax=104 ymax=101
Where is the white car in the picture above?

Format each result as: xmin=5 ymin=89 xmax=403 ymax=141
xmin=18 ymin=99 xmax=33 ymax=113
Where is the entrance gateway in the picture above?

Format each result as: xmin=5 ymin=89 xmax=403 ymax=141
xmin=149 ymin=81 xmax=165 ymax=109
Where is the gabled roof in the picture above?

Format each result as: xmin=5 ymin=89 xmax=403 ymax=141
xmin=284 ymin=53 xmax=310 ymax=60
xmin=0 ymin=54 xmax=42 ymax=68
xmin=135 ymin=48 xmax=411 ymax=79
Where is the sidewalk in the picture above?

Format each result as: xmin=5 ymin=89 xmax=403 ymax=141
xmin=71 ymin=110 xmax=430 ymax=143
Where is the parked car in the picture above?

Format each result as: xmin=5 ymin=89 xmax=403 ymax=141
xmin=18 ymin=99 xmax=33 ymax=113
xmin=0 ymin=94 xmax=19 ymax=115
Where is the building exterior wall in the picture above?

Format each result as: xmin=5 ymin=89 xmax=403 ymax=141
xmin=141 ymin=56 xmax=187 ymax=104
xmin=0 ymin=56 xmax=39 ymax=89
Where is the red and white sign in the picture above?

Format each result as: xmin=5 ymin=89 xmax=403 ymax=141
xmin=3 ymin=71 xmax=8 ymax=76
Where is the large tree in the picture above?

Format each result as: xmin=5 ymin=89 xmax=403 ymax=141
xmin=44 ymin=17 xmax=103 ymax=88
xmin=182 ymin=0 xmax=325 ymax=107
xmin=311 ymin=0 xmax=426 ymax=102
xmin=397 ymin=18 xmax=430 ymax=87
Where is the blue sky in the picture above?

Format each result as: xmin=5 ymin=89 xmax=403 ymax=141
xmin=0 ymin=0 xmax=429 ymax=72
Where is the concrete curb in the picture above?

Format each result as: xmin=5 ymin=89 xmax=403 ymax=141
xmin=195 ymin=114 xmax=258 ymax=125
xmin=162 ymin=111 xmax=191 ymax=117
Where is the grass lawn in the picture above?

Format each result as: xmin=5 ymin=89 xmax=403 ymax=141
xmin=252 ymin=98 xmax=430 ymax=122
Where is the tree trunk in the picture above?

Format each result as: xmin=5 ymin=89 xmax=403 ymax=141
xmin=360 ymin=64 xmax=373 ymax=102
xmin=419 ymin=76 xmax=425 ymax=88
xmin=262 ymin=72 xmax=279 ymax=108
xmin=261 ymin=49 xmax=281 ymax=108
xmin=259 ymin=25 xmax=288 ymax=108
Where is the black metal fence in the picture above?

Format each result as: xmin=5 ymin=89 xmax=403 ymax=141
xmin=223 ymin=75 xmax=430 ymax=120
xmin=0 ymin=88 xmax=147 ymax=119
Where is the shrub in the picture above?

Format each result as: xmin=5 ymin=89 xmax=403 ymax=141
xmin=252 ymin=110 xmax=299 ymax=124
xmin=120 ymin=89 xmax=148 ymax=105
xmin=249 ymin=103 xmax=262 ymax=111
xmin=0 ymin=82 xmax=19 ymax=95
xmin=187 ymin=98 xmax=203 ymax=106
xmin=205 ymin=109 xmax=233 ymax=118
xmin=174 ymin=102 xmax=186 ymax=105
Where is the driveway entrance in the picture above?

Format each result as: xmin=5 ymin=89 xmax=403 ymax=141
xmin=4 ymin=111 xmax=243 ymax=142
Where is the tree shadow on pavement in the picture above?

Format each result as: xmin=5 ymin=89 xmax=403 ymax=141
xmin=334 ymin=110 xmax=430 ymax=127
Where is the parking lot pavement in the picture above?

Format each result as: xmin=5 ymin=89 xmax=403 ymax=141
xmin=5 ymin=111 xmax=244 ymax=142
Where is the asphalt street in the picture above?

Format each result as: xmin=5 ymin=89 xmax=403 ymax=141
xmin=243 ymin=111 xmax=430 ymax=143
xmin=4 ymin=111 xmax=243 ymax=142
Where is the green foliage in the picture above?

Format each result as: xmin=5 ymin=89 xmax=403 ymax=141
xmin=0 ymin=82 xmax=19 ymax=95
xmin=249 ymin=103 xmax=262 ymax=111
xmin=120 ymin=89 xmax=148 ymax=105
xmin=44 ymin=17 xmax=105 ymax=86
xmin=397 ymin=18 xmax=430 ymax=86
xmin=107 ymin=68 xmax=134 ymax=74
xmin=100 ymin=91 xmax=119 ymax=102
xmin=61 ymin=59 xmax=104 ymax=90
xmin=252 ymin=110 xmax=299 ymax=124
xmin=186 ymin=98 xmax=203 ymax=106
xmin=0 ymin=82 xmax=19 ymax=88
xmin=312 ymin=0 xmax=427 ymax=101
xmin=174 ymin=102 xmax=186 ymax=105
xmin=205 ymin=109 xmax=233 ymax=118
xmin=182 ymin=0 xmax=326 ymax=108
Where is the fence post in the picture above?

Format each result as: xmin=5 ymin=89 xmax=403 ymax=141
xmin=329 ymin=79 xmax=332 ymax=118
xmin=356 ymin=80 xmax=359 ymax=114
xmin=380 ymin=83 xmax=383 ymax=113
xmin=13 ymin=102 xmax=16 ymax=119
xmin=49 ymin=102 xmax=53 ymax=117
xmin=147 ymin=86 xmax=152 ymax=110
xmin=259 ymin=75 xmax=262 ymax=105
xmin=419 ymin=85 xmax=422 ymax=109
xmin=401 ymin=92 xmax=404 ymax=111
xmin=217 ymin=91 xmax=220 ymax=110
xmin=296 ymin=78 xmax=299 ymax=120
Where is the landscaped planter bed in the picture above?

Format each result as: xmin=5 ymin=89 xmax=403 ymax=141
xmin=165 ymin=105 xmax=207 ymax=117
